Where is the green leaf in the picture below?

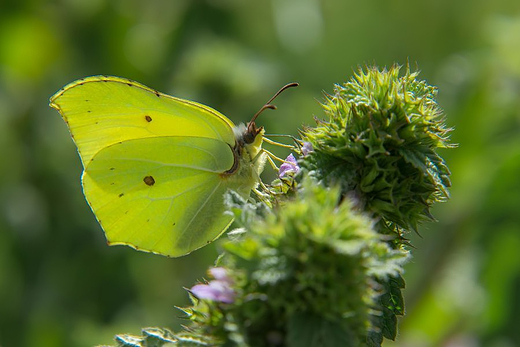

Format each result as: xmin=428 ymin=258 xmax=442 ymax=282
xmin=143 ymin=328 xmax=176 ymax=346
xmin=374 ymin=274 xmax=406 ymax=341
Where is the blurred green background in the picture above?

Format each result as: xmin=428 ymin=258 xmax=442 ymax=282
xmin=1 ymin=0 xmax=520 ymax=346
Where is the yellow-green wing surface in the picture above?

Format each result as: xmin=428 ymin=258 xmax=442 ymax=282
xmin=50 ymin=76 xmax=236 ymax=166
xmin=83 ymin=136 xmax=237 ymax=257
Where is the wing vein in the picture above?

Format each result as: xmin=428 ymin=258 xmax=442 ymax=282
xmin=179 ymin=181 xmax=224 ymax=251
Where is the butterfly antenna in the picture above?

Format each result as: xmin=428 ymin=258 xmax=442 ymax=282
xmin=250 ymin=104 xmax=277 ymax=125
xmin=265 ymin=82 xmax=299 ymax=108
xmin=248 ymin=82 xmax=299 ymax=129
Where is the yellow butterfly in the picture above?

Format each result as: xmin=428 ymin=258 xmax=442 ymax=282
xmin=50 ymin=76 xmax=297 ymax=257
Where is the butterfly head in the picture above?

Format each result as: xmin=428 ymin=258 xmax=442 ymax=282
xmin=228 ymin=83 xmax=298 ymax=175
xmin=232 ymin=122 xmax=264 ymax=154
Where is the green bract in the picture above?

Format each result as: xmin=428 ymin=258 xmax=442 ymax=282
xmin=301 ymin=65 xmax=453 ymax=238
xmin=163 ymin=181 xmax=408 ymax=347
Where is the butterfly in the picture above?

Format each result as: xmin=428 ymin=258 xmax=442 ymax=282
xmin=50 ymin=75 xmax=297 ymax=257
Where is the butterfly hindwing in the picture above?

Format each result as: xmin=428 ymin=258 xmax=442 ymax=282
xmin=82 ymin=136 xmax=236 ymax=257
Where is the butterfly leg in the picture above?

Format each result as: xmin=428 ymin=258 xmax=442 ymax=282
xmin=252 ymin=187 xmax=273 ymax=208
xmin=262 ymin=136 xmax=297 ymax=149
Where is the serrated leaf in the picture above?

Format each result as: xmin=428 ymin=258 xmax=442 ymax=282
xmin=399 ymin=148 xmax=428 ymax=173
xmin=374 ymin=274 xmax=406 ymax=341
xmin=381 ymin=305 xmax=398 ymax=340
xmin=173 ymin=335 xmax=211 ymax=346
xmin=115 ymin=334 xmax=144 ymax=347
xmin=143 ymin=327 xmax=176 ymax=346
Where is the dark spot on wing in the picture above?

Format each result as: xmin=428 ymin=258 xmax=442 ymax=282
xmin=119 ymin=193 xmax=124 ymax=197
xmin=143 ymin=176 xmax=155 ymax=186
xmin=154 ymin=91 xmax=160 ymax=97
xmin=145 ymin=115 xmax=152 ymax=122
xmin=127 ymin=83 xmax=132 ymax=87
xmin=172 ymin=222 xmax=176 ymax=226
xmin=87 ymin=110 xmax=91 ymax=113
xmin=110 ymin=167 xmax=115 ymax=170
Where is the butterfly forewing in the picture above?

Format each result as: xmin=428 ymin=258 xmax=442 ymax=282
xmin=50 ymin=76 xmax=236 ymax=166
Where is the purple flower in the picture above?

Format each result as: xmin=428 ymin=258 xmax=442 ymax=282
xmin=301 ymin=142 xmax=313 ymax=156
xmin=190 ymin=267 xmax=235 ymax=304
xmin=209 ymin=267 xmax=232 ymax=284
xmin=279 ymin=154 xmax=300 ymax=178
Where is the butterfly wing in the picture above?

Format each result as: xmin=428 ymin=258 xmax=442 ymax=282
xmin=50 ymin=76 xmax=236 ymax=166
xmin=83 ymin=136 xmax=239 ymax=257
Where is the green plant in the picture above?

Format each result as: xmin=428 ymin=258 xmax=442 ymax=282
xmin=111 ymin=65 xmax=453 ymax=347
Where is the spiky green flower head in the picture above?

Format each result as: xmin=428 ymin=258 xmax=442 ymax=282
xmin=301 ymin=65 xmax=454 ymax=239
xmin=211 ymin=179 xmax=408 ymax=346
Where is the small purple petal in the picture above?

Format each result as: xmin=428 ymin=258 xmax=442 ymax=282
xmin=301 ymin=142 xmax=313 ymax=156
xmin=209 ymin=281 xmax=235 ymax=303
xmin=191 ymin=284 xmax=220 ymax=301
xmin=209 ymin=267 xmax=232 ymax=284
xmin=279 ymin=153 xmax=300 ymax=178
xmin=190 ymin=277 xmax=236 ymax=304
